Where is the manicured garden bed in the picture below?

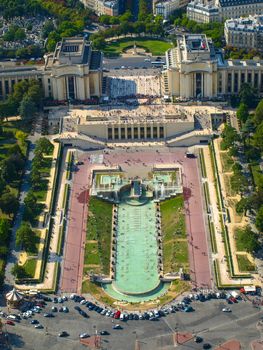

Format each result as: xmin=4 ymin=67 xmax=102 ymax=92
xmin=160 ymin=196 xmax=189 ymax=273
xmin=103 ymin=37 xmax=173 ymax=57
xmin=86 ymin=197 xmax=113 ymax=275
xmin=23 ymin=259 xmax=37 ymax=278
xmin=237 ymin=254 xmax=256 ymax=273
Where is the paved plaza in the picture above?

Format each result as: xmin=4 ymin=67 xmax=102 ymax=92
xmin=108 ymin=72 xmax=162 ymax=98
xmin=60 ymin=147 xmax=211 ymax=295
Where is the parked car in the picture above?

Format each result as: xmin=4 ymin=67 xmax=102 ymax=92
xmin=30 ymin=320 xmax=39 ymax=324
xmin=79 ymin=310 xmax=88 ymax=318
xmin=79 ymin=333 xmax=90 ymax=339
xmin=43 ymin=313 xmax=54 ymax=318
xmin=112 ymin=324 xmax=122 ymax=329
xmin=100 ymin=330 xmax=109 ymax=335
xmin=195 ymin=336 xmax=203 ymax=343
xmin=6 ymin=320 xmax=15 ymax=326
xmin=58 ymin=331 xmax=69 ymax=337
xmin=222 ymin=308 xmax=231 ymax=313
xmin=35 ymin=324 xmax=43 ymax=329
xmin=74 ymin=306 xmax=81 ymax=312
xmin=114 ymin=311 xmax=121 ymax=319
xmin=63 ymin=306 xmax=69 ymax=313
xmin=51 ymin=307 xmax=58 ymax=312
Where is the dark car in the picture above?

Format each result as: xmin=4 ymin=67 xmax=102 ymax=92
xmin=100 ymin=330 xmax=109 ymax=335
xmin=58 ymin=331 xmax=69 ymax=337
xmin=87 ymin=304 xmax=95 ymax=310
xmin=143 ymin=312 xmax=150 ymax=320
xmin=79 ymin=310 xmax=88 ymax=318
xmin=195 ymin=336 xmax=203 ymax=343
xmin=74 ymin=306 xmax=81 ymax=312
xmin=6 ymin=320 xmax=15 ymax=326
xmin=43 ymin=313 xmax=54 ymax=318
xmin=203 ymin=344 xmax=211 ymax=349
xmin=51 ymin=306 xmax=58 ymax=312
xmin=30 ymin=320 xmax=39 ymax=324
xmin=53 ymin=297 xmax=58 ymax=304
xmin=128 ymin=313 xmax=134 ymax=320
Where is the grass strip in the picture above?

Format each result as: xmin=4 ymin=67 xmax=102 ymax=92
xmin=199 ymin=149 xmax=207 ymax=178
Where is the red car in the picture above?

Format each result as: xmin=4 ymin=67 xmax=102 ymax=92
xmin=114 ymin=310 xmax=121 ymax=319
xmin=229 ymin=297 xmax=238 ymax=303
xmin=6 ymin=320 xmax=15 ymax=326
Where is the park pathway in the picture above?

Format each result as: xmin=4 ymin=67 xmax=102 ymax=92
xmin=4 ymin=140 xmax=35 ymax=289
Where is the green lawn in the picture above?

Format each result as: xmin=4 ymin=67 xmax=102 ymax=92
xmin=103 ymin=38 xmax=173 ymax=57
xmin=34 ymin=179 xmax=49 ymax=202
xmin=86 ymin=197 xmax=113 ymax=275
xmin=237 ymin=254 xmax=256 ymax=272
xmin=40 ymin=157 xmax=53 ymax=176
xmin=23 ymin=259 xmax=37 ymax=278
xmin=160 ymin=195 xmax=186 ymax=239
xmin=160 ymin=196 xmax=189 ymax=273
xmin=84 ymin=242 xmax=100 ymax=265
xmin=220 ymin=152 xmax=234 ymax=172
xmin=27 ymin=231 xmax=41 ymax=256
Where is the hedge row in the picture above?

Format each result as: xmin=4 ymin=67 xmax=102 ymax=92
xmin=213 ymin=259 xmax=253 ymax=290
xmin=66 ymin=151 xmax=74 ymax=181
xmin=199 ymin=149 xmax=207 ymax=178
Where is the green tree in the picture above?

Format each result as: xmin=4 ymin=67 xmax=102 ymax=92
xmin=11 ymin=263 xmax=26 ymax=279
xmin=237 ymin=103 xmax=249 ymax=123
xmin=0 ymin=218 xmax=10 ymax=243
xmin=239 ymin=83 xmax=257 ymax=108
xmin=31 ymin=168 xmax=41 ymax=188
xmin=221 ymin=124 xmax=240 ymax=149
xmin=232 ymin=162 xmax=242 ymax=172
xmin=235 ymin=197 xmax=251 ymax=216
xmin=14 ymin=28 xmax=26 ymax=41
xmin=92 ymin=36 xmax=106 ymax=50
xmin=19 ymin=96 xmax=36 ymax=120
xmin=0 ymin=192 xmax=19 ymax=216
xmin=255 ymin=205 xmax=263 ymax=232
xmin=254 ymin=99 xmax=263 ymax=125
xmin=35 ymin=137 xmax=53 ymax=155
xmin=24 ymin=191 xmax=38 ymax=221
xmin=236 ymin=226 xmax=259 ymax=253
xmin=0 ymin=158 xmax=17 ymax=182
xmin=228 ymin=146 xmax=238 ymax=157
xmin=15 ymin=222 xmax=35 ymax=252
xmin=253 ymin=121 xmax=263 ymax=150
xmin=42 ymin=20 xmax=55 ymax=39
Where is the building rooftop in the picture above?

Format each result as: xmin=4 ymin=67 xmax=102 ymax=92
xmin=218 ymin=0 xmax=263 ymax=7
xmin=188 ymin=0 xmax=219 ymax=13
xmin=63 ymin=105 xmax=195 ymax=127
xmin=225 ymin=15 xmax=263 ymax=32
xmin=184 ymin=34 xmax=210 ymax=52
